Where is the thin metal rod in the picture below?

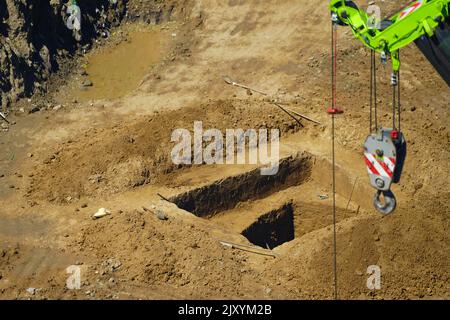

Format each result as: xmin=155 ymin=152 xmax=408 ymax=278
xmin=331 ymin=20 xmax=338 ymax=301
xmin=0 ymin=111 xmax=8 ymax=123
xmin=223 ymin=76 xmax=268 ymax=96
xmin=272 ymin=102 xmax=304 ymax=128
xmin=332 ymin=114 xmax=338 ymax=301
xmin=223 ymin=76 xmax=321 ymax=126
xmin=157 ymin=193 xmax=172 ymax=203
xmin=284 ymin=107 xmax=322 ymax=125
xmin=346 ymin=177 xmax=359 ymax=211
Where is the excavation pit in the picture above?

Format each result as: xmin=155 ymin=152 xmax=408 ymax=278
xmin=169 ymin=153 xmax=314 ymax=249
xmin=169 ymin=153 xmax=312 ymax=218
xmin=241 ymin=202 xmax=295 ymax=249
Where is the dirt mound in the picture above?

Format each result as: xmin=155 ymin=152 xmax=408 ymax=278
xmin=64 ymin=185 xmax=449 ymax=300
xmin=265 ymin=196 xmax=450 ymax=299
xmin=27 ymin=99 xmax=300 ymax=204
xmin=70 ymin=207 xmax=264 ymax=299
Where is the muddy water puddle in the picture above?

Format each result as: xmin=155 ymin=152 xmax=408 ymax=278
xmin=69 ymin=25 xmax=169 ymax=102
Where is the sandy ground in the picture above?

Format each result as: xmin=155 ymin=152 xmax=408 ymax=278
xmin=0 ymin=0 xmax=449 ymax=300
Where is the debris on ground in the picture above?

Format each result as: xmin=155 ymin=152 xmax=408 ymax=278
xmin=93 ymin=208 xmax=111 ymax=220
xmin=155 ymin=210 xmax=169 ymax=221
xmin=0 ymin=0 xmax=448 ymax=301
xmin=26 ymin=288 xmax=38 ymax=295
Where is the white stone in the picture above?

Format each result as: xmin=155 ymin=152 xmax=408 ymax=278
xmin=93 ymin=208 xmax=111 ymax=219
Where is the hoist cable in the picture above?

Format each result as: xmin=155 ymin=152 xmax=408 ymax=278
xmin=373 ymin=53 xmax=378 ymax=131
xmin=398 ymin=53 xmax=402 ymax=132
xmin=370 ymin=51 xmax=374 ymax=133
xmin=370 ymin=51 xmax=379 ymax=133
xmin=393 ymin=74 xmax=397 ymax=130
xmin=392 ymin=52 xmax=402 ymax=131
xmin=330 ymin=18 xmax=338 ymax=301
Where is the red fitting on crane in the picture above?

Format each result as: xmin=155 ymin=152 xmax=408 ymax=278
xmin=391 ymin=130 xmax=399 ymax=140
xmin=327 ymin=107 xmax=344 ymax=115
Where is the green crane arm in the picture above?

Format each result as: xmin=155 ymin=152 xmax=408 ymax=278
xmin=330 ymin=0 xmax=450 ymax=72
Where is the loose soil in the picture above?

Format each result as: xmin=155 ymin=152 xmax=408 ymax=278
xmin=0 ymin=0 xmax=449 ymax=300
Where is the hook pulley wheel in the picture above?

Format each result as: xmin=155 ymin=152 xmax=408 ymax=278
xmin=373 ymin=190 xmax=396 ymax=215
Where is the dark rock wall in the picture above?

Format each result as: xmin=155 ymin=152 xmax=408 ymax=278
xmin=0 ymin=0 xmax=184 ymax=110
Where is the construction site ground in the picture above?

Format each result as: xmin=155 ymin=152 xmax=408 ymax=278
xmin=0 ymin=0 xmax=449 ymax=300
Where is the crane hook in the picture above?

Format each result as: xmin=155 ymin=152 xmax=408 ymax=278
xmin=373 ymin=190 xmax=396 ymax=215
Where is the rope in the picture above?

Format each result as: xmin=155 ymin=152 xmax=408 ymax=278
xmin=331 ymin=21 xmax=336 ymax=109
xmin=331 ymin=18 xmax=338 ymax=301
xmin=370 ymin=51 xmax=378 ymax=133
xmin=392 ymin=52 xmax=402 ymax=131
xmin=370 ymin=51 xmax=373 ymax=133
xmin=393 ymin=74 xmax=397 ymax=130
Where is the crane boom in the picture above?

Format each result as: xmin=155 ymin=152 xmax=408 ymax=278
xmin=330 ymin=0 xmax=450 ymax=85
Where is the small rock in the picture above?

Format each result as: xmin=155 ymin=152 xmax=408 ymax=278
xmin=29 ymin=106 xmax=40 ymax=114
xmin=82 ymin=79 xmax=93 ymax=87
xmin=53 ymin=105 xmax=62 ymax=111
xmin=81 ymin=203 xmax=88 ymax=208
xmin=355 ymin=270 xmax=363 ymax=276
xmin=410 ymin=106 xmax=417 ymax=112
xmin=89 ymin=174 xmax=103 ymax=184
xmin=26 ymin=287 xmax=38 ymax=295
xmin=93 ymin=208 xmax=111 ymax=220
xmin=156 ymin=210 xmax=168 ymax=221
